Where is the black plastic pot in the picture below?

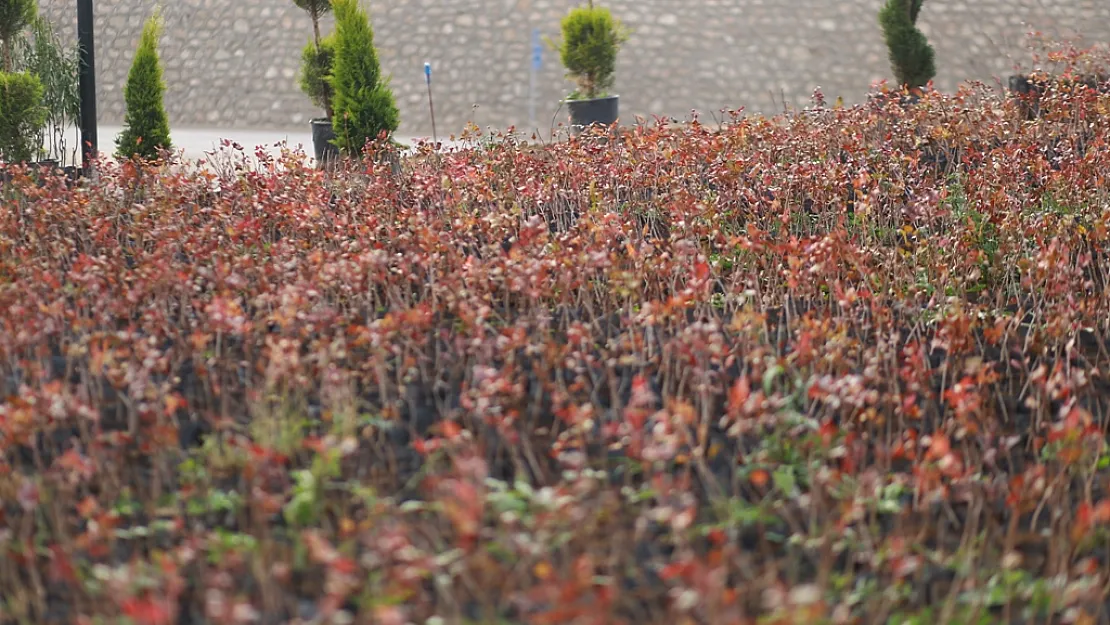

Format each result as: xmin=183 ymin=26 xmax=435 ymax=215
xmin=2 ymin=160 xmax=83 ymax=189
xmin=311 ymin=118 xmax=340 ymax=168
xmin=1009 ymin=74 xmax=1039 ymax=96
xmin=566 ymin=95 xmax=619 ymax=134
xmin=1009 ymin=73 xmax=1110 ymax=120
xmin=1009 ymin=75 xmax=1044 ymax=120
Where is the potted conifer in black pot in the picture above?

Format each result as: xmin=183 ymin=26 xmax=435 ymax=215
xmin=294 ymin=0 xmax=339 ymax=168
xmin=328 ymin=0 xmax=400 ymax=172
xmin=553 ymin=2 xmax=628 ymax=134
xmin=0 ymin=70 xmax=46 ymax=168
xmin=0 ymin=0 xmax=47 ymax=170
xmin=115 ymin=9 xmax=172 ymax=162
xmin=877 ymin=0 xmax=935 ymax=104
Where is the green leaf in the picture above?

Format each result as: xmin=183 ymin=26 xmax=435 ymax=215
xmin=772 ymin=466 xmax=797 ymax=496
xmin=283 ymin=470 xmax=319 ymax=527
xmin=763 ymin=364 xmax=785 ymax=395
xmin=284 ymin=493 xmax=316 ymax=528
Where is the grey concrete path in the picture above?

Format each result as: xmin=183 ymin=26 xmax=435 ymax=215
xmin=50 ymin=125 xmax=470 ymax=167
xmin=109 ymin=126 xmax=471 ymax=160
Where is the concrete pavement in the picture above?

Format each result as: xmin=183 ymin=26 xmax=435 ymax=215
xmin=49 ymin=125 xmax=470 ymax=167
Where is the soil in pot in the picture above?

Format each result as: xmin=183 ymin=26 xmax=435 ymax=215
xmin=567 ymin=95 xmax=619 ymax=135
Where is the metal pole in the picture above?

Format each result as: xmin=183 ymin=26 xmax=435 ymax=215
xmin=424 ymin=62 xmax=436 ymax=145
xmin=77 ymin=0 xmax=98 ymax=174
xmin=530 ymin=29 xmax=540 ymax=132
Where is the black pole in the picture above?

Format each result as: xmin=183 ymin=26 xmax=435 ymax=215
xmin=77 ymin=0 xmax=98 ymax=173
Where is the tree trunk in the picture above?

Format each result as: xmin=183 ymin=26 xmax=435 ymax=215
xmin=310 ymin=12 xmax=331 ymax=120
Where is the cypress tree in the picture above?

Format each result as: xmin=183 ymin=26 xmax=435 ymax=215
xmin=878 ymin=0 xmax=935 ymax=92
xmin=0 ymin=0 xmax=46 ymax=163
xmin=0 ymin=70 xmax=45 ymax=162
xmin=329 ymin=0 xmax=398 ymax=158
xmin=116 ymin=10 xmax=172 ymax=160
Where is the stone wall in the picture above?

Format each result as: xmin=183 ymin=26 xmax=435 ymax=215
xmin=38 ymin=0 xmax=1110 ymax=137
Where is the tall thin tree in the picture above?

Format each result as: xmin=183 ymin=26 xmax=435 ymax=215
xmin=878 ymin=0 xmax=935 ymax=92
xmin=294 ymin=0 xmax=333 ymax=117
xmin=116 ymin=9 xmax=172 ymax=160
xmin=328 ymin=0 xmax=398 ymax=158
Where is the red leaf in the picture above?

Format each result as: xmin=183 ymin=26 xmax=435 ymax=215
xmin=728 ymin=376 xmax=751 ymax=417
xmin=693 ymin=260 xmax=710 ymax=282
xmin=1094 ymin=500 xmax=1110 ymax=523
xmin=439 ymin=420 xmax=462 ymax=440
xmin=659 ymin=560 xmax=692 ymax=581
xmin=1074 ymin=502 xmax=1094 ymax=542
xmin=76 ymin=496 xmax=98 ymax=518
xmin=926 ymin=434 xmax=950 ymax=461
xmin=331 ymin=557 xmax=358 ymax=575
xmin=121 ymin=596 xmax=173 ymax=625
xmin=47 ymin=545 xmax=78 ymax=584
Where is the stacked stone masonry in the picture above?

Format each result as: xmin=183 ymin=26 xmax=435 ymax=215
xmin=38 ymin=0 xmax=1110 ymax=137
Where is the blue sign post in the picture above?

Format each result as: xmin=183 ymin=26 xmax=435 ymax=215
xmin=424 ymin=62 xmax=437 ymax=144
xmin=532 ymin=29 xmax=543 ymax=70
xmin=530 ymin=29 xmax=542 ymax=131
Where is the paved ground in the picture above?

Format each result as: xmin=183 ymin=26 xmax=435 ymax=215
xmin=53 ymin=125 xmax=470 ymax=167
